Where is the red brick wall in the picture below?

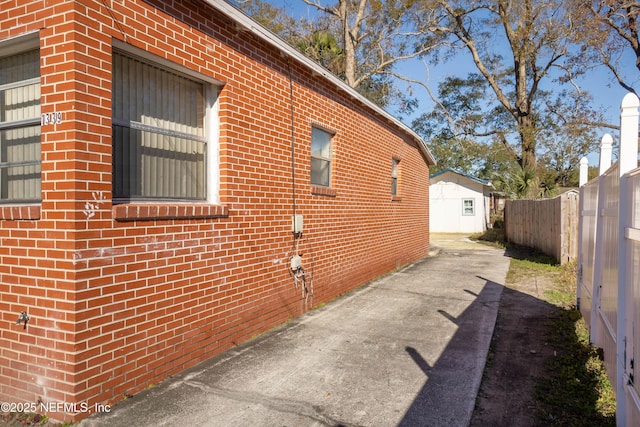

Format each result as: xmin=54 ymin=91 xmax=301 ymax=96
xmin=0 ymin=0 xmax=430 ymax=421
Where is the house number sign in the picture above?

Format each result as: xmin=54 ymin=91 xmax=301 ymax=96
xmin=41 ymin=112 xmax=63 ymax=126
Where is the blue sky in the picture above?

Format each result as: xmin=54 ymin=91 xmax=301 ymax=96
xmin=260 ymin=0 xmax=637 ymax=164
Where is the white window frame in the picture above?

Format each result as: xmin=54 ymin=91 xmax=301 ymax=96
xmin=310 ymin=126 xmax=333 ymax=187
xmin=0 ymin=33 xmax=41 ymax=204
xmin=462 ymin=198 xmax=475 ymax=216
xmin=391 ymin=158 xmax=400 ymax=196
xmin=111 ymin=41 xmax=222 ymax=204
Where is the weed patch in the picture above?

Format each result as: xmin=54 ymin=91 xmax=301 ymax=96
xmin=536 ymin=306 xmax=616 ymax=425
xmin=524 ymin=255 xmax=615 ymax=425
xmin=470 ymin=228 xmax=506 ymax=248
xmin=470 ymin=236 xmax=615 ymax=426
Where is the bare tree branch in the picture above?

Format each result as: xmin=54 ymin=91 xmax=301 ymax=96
xmin=579 ymin=1 xmax=640 ymax=94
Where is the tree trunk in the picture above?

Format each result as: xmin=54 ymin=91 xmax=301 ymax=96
xmin=339 ymin=0 xmax=357 ymax=88
xmin=518 ymin=114 xmax=537 ymax=170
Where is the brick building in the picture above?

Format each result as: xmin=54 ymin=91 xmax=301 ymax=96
xmin=0 ymin=0 xmax=434 ymax=421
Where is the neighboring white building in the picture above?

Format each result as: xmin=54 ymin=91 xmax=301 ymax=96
xmin=430 ymin=169 xmax=492 ymax=233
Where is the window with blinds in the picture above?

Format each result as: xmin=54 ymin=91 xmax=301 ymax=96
xmin=112 ymin=51 xmax=207 ymax=201
xmin=0 ymin=49 xmax=41 ymax=203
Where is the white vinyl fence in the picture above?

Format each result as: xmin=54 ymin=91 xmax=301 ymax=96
xmin=577 ymin=93 xmax=640 ymax=426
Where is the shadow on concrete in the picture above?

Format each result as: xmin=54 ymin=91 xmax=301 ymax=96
xmin=69 ymin=239 xmax=614 ymax=427
xmin=397 ymin=277 xmax=504 ymax=427
xmin=398 ymin=255 xmax=614 ymax=427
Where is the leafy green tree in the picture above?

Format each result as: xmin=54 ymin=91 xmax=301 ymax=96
xmin=413 ymin=70 xmax=598 ymax=194
xmin=235 ymin=0 xmax=425 ymax=110
xmin=495 ymin=166 xmax=540 ymax=198
xmin=294 ymin=0 xmax=437 ymax=110
xmin=300 ymin=1 xmax=428 ymax=86
xmin=411 ymin=0 xmax=603 ymax=172
xmin=297 ymin=30 xmax=345 ymax=75
xmin=536 ymin=91 xmax=599 ymax=187
xmin=412 ymin=101 xmax=490 ymax=175
xmin=234 ymin=0 xmax=304 ymax=44
xmin=237 ymin=0 xmax=603 ymax=193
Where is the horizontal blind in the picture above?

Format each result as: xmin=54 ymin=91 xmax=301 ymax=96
xmin=112 ymin=51 xmax=206 ymax=200
xmin=0 ymin=49 xmax=41 ymax=202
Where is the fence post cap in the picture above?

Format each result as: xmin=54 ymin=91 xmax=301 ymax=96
xmin=580 ymin=156 xmax=588 ymax=165
xmin=621 ymin=92 xmax=640 ymax=109
xmin=601 ymin=134 xmax=613 ymax=146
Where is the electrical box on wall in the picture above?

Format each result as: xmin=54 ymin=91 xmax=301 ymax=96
xmin=290 ymin=255 xmax=302 ymax=271
xmin=292 ymin=214 xmax=303 ymax=234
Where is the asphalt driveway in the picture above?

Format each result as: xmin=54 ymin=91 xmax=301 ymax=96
xmin=80 ymin=234 xmax=510 ymax=427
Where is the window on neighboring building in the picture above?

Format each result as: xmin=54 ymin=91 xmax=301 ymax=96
xmin=463 ymin=198 xmax=475 ymax=216
xmin=0 ymin=48 xmax=41 ymax=203
xmin=310 ymin=126 xmax=333 ymax=187
xmin=112 ymin=50 xmax=211 ymax=201
xmin=391 ymin=158 xmax=399 ymax=196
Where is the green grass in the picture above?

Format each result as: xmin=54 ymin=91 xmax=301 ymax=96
xmin=475 ymin=226 xmax=616 ymax=425
xmin=536 ymin=309 xmax=616 ymax=425
xmin=506 ymin=251 xmax=616 ymax=425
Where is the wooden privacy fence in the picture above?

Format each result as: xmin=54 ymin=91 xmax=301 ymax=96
xmin=577 ymin=93 xmax=640 ymax=427
xmin=504 ymin=191 xmax=579 ymax=264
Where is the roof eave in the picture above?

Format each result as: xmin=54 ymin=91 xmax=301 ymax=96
xmin=430 ymin=168 xmax=491 ymax=187
xmin=199 ymin=0 xmax=436 ymax=166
